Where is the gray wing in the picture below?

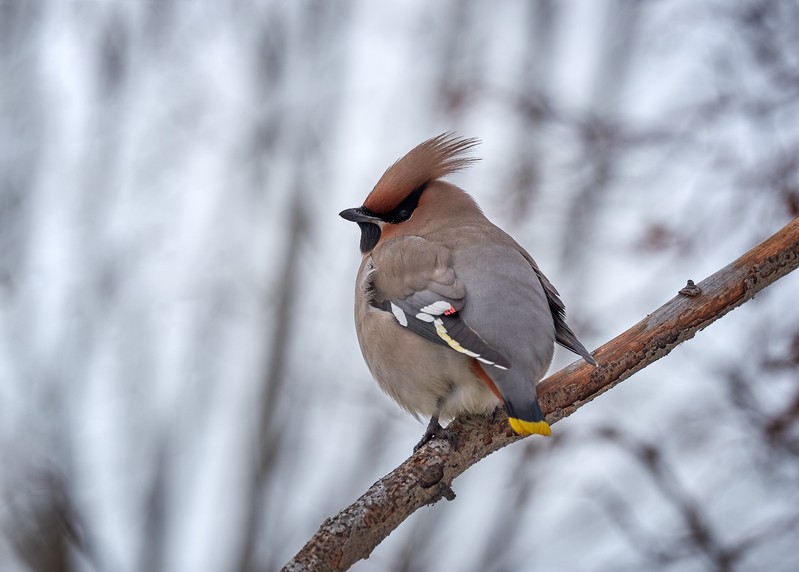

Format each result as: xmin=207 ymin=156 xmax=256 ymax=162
xmin=371 ymin=236 xmax=511 ymax=369
xmin=379 ymin=274 xmax=511 ymax=370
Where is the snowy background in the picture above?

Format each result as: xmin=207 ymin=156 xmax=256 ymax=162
xmin=1 ymin=1 xmax=798 ymax=571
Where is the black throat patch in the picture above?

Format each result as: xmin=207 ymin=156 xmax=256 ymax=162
xmin=358 ymin=222 xmax=381 ymax=252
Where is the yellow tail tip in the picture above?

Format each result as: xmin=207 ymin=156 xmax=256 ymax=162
xmin=508 ymin=417 xmax=551 ymax=436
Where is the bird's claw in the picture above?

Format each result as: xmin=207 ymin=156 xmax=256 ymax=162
xmin=414 ymin=421 xmax=458 ymax=452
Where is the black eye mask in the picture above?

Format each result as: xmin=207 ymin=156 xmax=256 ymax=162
xmin=352 ymin=181 xmax=429 ymax=252
xmin=380 ymin=181 xmax=428 ymax=224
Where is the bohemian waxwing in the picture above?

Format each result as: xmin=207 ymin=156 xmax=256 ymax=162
xmin=340 ymin=134 xmax=596 ymax=450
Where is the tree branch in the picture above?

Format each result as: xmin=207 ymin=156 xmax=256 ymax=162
xmin=283 ymin=217 xmax=799 ymax=572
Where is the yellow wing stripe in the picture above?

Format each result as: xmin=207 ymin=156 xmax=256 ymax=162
xmin=434 ymin=319 xmax=480 ymax=357
xmin=508 ymin=417 xmax=552 ymax=436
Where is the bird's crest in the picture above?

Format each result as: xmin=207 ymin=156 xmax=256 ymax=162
xmin=363 ymin=133 xmax=479 ymax=214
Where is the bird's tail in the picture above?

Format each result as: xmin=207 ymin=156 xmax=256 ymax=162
xmin=505 ymin=398 xmax=551 ymax=436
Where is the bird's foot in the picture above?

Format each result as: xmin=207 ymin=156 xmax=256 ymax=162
xmin=414 ymin=417 xmax=458 ymax=452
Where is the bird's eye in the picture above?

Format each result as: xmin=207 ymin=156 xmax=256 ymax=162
xmin=397 ymin=209 xmax=411 ymax=221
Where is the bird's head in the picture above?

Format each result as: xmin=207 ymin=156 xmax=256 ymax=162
xmin=340 ymin=133 xmax=481 ymax=253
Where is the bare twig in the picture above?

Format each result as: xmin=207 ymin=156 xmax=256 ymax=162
xmin=283 ymin=217 xmax=799 ymax=572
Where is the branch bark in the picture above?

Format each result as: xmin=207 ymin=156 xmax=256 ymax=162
xmin=283 ymin=217 xmax=799 ymax=572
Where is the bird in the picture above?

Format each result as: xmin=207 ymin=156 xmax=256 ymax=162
xmin=340 ymin=133 xmax=596 ymax=451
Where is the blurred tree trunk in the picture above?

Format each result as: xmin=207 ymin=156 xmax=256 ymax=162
xmin=506 ymin=0 xmax=558 ymax=222
xmin=561 ymin=1 xmax=642 ymax=284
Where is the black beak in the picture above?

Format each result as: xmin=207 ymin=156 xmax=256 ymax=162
xmin=339 ymin=207 xmax=381 ymax=224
